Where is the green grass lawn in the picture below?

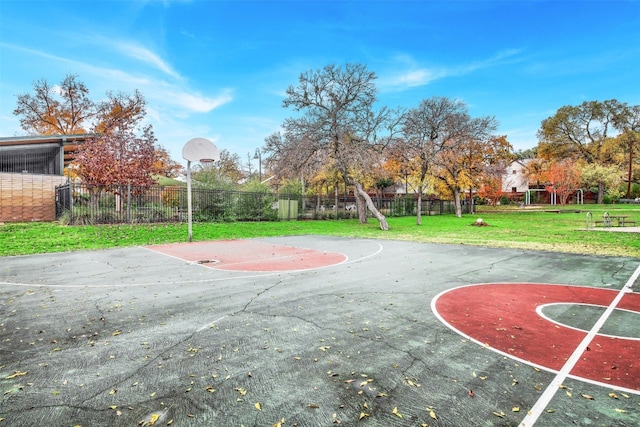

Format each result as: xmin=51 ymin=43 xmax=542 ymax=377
xmin=1 ymin=205 xmax=639 ymax=258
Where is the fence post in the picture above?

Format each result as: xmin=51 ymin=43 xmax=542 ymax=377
xmin=127 ymin=183 xmax=131 ymax=224
xmin=69 ymin=180 xmax=74 ymax=225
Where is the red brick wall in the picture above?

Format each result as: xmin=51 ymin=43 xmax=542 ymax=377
xmin=0 ymin=173 xmax=66 ymax=222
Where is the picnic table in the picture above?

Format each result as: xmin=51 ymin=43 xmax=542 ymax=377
xmin=595 ymin=212 xmax=636 ymax=227
xmin=610 ymin=215 xmax=636 ymax=226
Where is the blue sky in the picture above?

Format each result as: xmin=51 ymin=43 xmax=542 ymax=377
xmin=1 ymin=0 xmax=639 ymax=169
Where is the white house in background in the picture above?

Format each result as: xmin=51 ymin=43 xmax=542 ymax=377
xmin=502 ymin=159 xmax=531 ymax=194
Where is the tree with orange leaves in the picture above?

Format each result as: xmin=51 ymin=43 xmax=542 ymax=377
xmin=545 ymin=159 xmax=582 ymax=205
xmin=14 ymin=73 xmax=145 ymax=136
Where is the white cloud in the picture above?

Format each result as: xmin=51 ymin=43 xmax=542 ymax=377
xmin=112 ymin=42 xmax=181 ymax=79
xmin=163 ymin=89 xmax=233 ymax=113
xmin=381 ymin=48 xmax=523 ymax=91
xmin=394 ymin=69 xmax=438 ymax=87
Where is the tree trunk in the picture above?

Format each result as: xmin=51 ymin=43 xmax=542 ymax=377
xmin=627 ymin=143 xmax=633 ymax=199
xmin=416 ymin=187 xmax=423 ymax=226
xmin=354 ymin=182 xmax=388 ymax=230
xmin=468 ymin=188 xmax=475 ymax=214
xmin=454 ymin=190 xmax=463 ymax=217
xmin=597 ymin=182 xmax=604 ymax=204
xmin=355 ymin=190 xmax=367 ymax=223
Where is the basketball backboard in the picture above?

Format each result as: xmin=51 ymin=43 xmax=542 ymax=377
xmin=182 ymin=138 xmax=220 ymax=163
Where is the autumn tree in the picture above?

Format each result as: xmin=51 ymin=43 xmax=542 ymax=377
xmin=13 ymin=74 xmax=176 ymax=192
xmin=401 ymin=97 xmax=467 ymax=224
xmin=74 ymin=125 xmax=158 ymax=208
xmin=477 ymin=175 xmax=504 ymax=207
xmin=14 ymin=73 xmax=145 ymax=136
xmin=455 ymin=134 xmax=513 ymax=214
xmin=545 ymin=159 xmax=582 ymax=205
xmin=154 ymin=146 xmax=183 ymax=179
xmin=267 ymin=63 xmax=398 ymax=230
xmin=477 ymin=140 xmax=516 ymax=207
xmin=431 ymin=112 xmax=499 ymax=217
xmin=537 ymin=100 xmax=625 ymax=203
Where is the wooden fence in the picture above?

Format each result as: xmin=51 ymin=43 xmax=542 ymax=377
xmin=0 ymin=173 xmax=66 ymax=222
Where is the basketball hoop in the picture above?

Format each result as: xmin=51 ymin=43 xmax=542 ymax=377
xmin=182 ymin=138 xmax=220 ymax=163
xmin=182 ymin=138 xmax=220 ymax=243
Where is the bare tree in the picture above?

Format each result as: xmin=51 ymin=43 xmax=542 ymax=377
xmin=269 ymin=63 xmax=396 ymax=230
xmin=401 ymin=97 xmax=468 ymax=224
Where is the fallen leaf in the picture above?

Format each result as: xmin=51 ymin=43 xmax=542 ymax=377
xmin=546 ymin=409 xmax=555 ymax=413
xmin=429 ymin=409 xmax=437 ymax=420
xmin=468 ymin=389 xmax=474 ymax=398
xmin=255 ymin=402 xmax=262 ymax=411
xmin=608 ymin=393 xmax=618 ymax=399
xmin=148 ymin=413 xmax=160 ymax=425
xmin=615 ymin=408 xmax=627 ymax=413
xmin=5 ymin=371 xmax=27 ymax=379
xmin=307 ymin=403 xmax=319 ymax=408
xmin=392 ymin=407 xmax=403 ymax=418
xmin=512 ymin=406 xmax=520 ymax=412
xmin=581 ymin=394 xmax=594 ymax=400
xmin=492 ymin=411 xmax=506 ymax=418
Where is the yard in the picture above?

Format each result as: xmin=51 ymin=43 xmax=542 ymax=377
xmin=1 ymin=205 xmax=639 ymax=258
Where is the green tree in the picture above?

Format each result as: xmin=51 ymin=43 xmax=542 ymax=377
xmin=612 ymin=104 xmax=640 ymax=198
xmin=537 ymin=100 xmax=624 ymax=203
xmin=192 ymin=149 xmax=243 ymax=190
xmin=580 ymin=163 xmax=622 ymax=202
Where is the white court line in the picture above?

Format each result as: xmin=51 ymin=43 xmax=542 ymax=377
xmin=142 ymin=240 xmax=383 ymax=273
xmin=198 ymin=315 xmax=227 ymax=332
xmin=0 ymin=242 xmax=384 ymax=288
xmin=518 ymin=262 xmax=640 ymax=427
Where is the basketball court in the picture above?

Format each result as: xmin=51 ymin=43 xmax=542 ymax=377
xmin=1 ymin=236 xmax=638 ymax=426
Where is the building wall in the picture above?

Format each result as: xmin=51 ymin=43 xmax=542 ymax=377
xmin=502 ymin=160 xmax=530 ymax=193
xmin=0 ymin=173 xmax=66 ymax=222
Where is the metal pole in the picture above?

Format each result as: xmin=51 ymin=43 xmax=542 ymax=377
xmin=187 ymin=160 xmax=193 ymax=243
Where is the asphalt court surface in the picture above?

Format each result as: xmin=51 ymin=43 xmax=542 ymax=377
xmin=1 ymin=235 xmax=639 ymax=426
